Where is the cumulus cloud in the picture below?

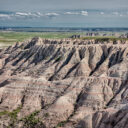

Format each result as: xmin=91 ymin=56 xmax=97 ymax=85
xmin=0 ymin=10 xmax=127 ymax=21
xmin=15 ymin=12 xmax=42 ymax=18
xmin=64 ymin=12 xmax=79 ymax=15
xmin=0 ymin=12 xmax=45 ymax=20
xmin=36 ymin=12 xmax=43 ymax=16
xmin=64 ymin=10 xmax=88 ymax=16
xmin=45 ymin=12 xmax=59 ymax=17
xmin=0 ymin=14 xmax=9 ymax=17
xmin=100 ymin=12 xmax=104 ymax=15
xmin=81 ymin=11 xmax=88 ymax=16
xmin=0 ymin=14 xmax=11 ymax=19
xmin=0 ymin=11 xmax=60 ymax=20
xmin=16 ymin=12 xmax=30 ymax=16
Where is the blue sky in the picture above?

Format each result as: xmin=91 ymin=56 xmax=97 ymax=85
xmin=0 ymin=0 xmax=128 ymax=11
xmin=0 ymin=0 xmax=128 ymax=28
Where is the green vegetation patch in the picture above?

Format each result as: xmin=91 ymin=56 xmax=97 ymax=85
xmin=0 ymin=106 xmax=22 ymax=118
xmin=0 ymin=31 xmax=79 ymax=46
xmin=0 ymin=108 xmax=46 ymax=128
xmin=8 ymin=106 xmax=22 ymax=120
xmin=20 ymin=110 xmax=45 ymax=128
xmin=56 ymin=120 xmax=67 ymax=128
xmin=0 ymin=106 xmax=22 ymax=127
xmin=0 ymin=110 xmax=9 ymax=116
xmin=82 ymin=36 xmax=128 ymax=41
xmin=0 ymin=31 xmax=128 ymax=48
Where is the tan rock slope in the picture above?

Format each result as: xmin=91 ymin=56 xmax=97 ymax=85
xmin=0 ymin=37 xmax=128 ymax=128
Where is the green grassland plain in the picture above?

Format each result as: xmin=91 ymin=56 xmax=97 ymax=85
xmin=0 ymin=31 xmax=76 ymax=47
xmin=0 ymin=31 xmax=128 ymax=48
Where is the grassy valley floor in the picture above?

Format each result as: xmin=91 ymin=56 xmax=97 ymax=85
xmin=0 ymin=31 xmax=128 ymax=48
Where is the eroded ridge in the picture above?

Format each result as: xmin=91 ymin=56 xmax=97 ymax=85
xmin=0 ymin=37 xmax=128 ymax=128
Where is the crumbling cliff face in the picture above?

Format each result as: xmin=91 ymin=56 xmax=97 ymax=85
xmin=0 ymin=37 xmax=128 ymax=128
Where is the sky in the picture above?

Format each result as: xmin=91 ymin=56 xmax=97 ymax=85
xmin=0 ymin=0 xmax=128 ymax=11
xmin=0 ymin=0 xmax=128 ymax=28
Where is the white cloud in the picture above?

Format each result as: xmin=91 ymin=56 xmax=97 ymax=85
xmin=45 ymin=13 xmax=59 ymax=16
xmin=36 ymin=12 xmax=43 ymax=16
xmin=100 ymin=12 xmax=104 ymax=15
xmin=81 ymin=11 xmax=88 ymax=16
xmin=16 ymin=12 xmax=30 ymax=16
xmin=64 ymin=12 xmax=79 ymax=15
xmin=15 ymin=12 xmax=43 ymax=18
xmin=0 ymin=14 xmax=11 ymax=19
xmin=64 ymin=10 xmax=88 ymax=16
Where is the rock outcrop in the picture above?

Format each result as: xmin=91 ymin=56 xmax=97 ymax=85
xmin=0 ymin=37 xmax=128 ymax=128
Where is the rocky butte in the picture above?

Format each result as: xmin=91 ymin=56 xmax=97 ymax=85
xmin=0 ymin=37 xmax=128 ymax=128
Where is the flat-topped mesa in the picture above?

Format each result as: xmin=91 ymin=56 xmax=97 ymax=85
xmin=4 ymin=37 xmax=128 ymax=52
xmin=44 ymin=39 xmax=126 ymax=45
xmin=15 ymin=37 xmax=128 ymax=49
xmin=31 ymin=37 xmax=128 ymax=46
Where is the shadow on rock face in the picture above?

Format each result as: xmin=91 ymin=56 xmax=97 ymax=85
xmin=0 ymin=80 xmax=9 ymax=88
xmin=76 ymin=120 xmax=86 ymax=128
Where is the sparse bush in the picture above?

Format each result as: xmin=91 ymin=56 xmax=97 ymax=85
xmin=0 ymin=106 xmax=22 ymax=127
xmin=21 ymin=110 xmax=45 ymax=128
xmin=96 ymin=38 xmax=109 ymax=42
xmin=44 ymin=113 xmax=49 ymax=118
xmin=56 ymin=120 xmax=67 ymax=127
xmin=0 ymin=110 xmax=9 ymax=116
xmin=8 ymin=106 xmax=22 ymax=120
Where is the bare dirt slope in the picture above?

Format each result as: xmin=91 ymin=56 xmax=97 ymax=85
xmin=0 ymin=37 xmax=128 ymax=128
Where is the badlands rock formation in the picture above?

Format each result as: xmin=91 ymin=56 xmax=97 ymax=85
xmin=0 ymin=37 xmax=128 ymax=128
